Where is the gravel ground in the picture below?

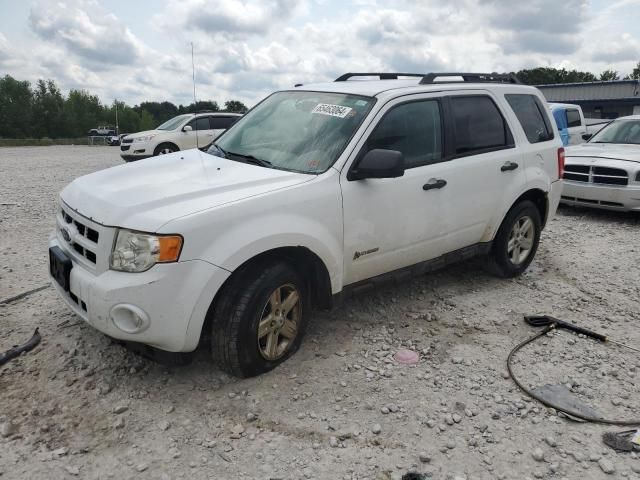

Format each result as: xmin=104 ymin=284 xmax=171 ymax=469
xmin=1 ymin=146 xmax=640 ymax=480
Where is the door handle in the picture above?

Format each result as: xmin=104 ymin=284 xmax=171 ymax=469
xmin=501 ymin=161 xmax=519 ymax=172
xmin=423 ymin=178 xmax=447 ymax=191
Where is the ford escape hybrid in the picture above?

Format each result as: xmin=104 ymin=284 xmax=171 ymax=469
xmin=50 ymin=72 xmax=563 ymax=377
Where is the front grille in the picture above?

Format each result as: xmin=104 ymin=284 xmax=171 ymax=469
xmin=60 ymin=207 xmax=99 ymax=264
xmin=120 ymin=145 xmax=130 ymax=151
xmin=563 ymin=165 xmax=628 ymax=186
xmin=122 ymin=138 xmax=133 ymax=144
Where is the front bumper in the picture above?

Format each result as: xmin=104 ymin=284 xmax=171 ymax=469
xmin=49 ymin=236 xmax=230 ymax=352
xmin=560 ymin=181 xmax=640 ymax=211
xmin=120 ymin=143 xmax=152 ymax=162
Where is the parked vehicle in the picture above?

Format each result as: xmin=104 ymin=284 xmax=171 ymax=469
xmin=548 ymin=103 xmax=608 ymax=146
xmin=88 ymin=126 xmax=116 ymax=136
xmin=120 ymin=113 xmax=241 ymax=162
xmin=108 ymin=133 xmax=128 ymax=146
xmin=561 ymin=115 xmax=640 ymax=211
xmin=49 ymin=72 xmax=562 ymax=377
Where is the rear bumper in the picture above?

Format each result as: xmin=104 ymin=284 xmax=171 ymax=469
xmin=560 ymin=181 xmax=640 ymax=211
xmin=49 ymin=236 xmax=230 ymax=352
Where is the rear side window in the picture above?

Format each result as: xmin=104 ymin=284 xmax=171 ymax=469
xmin=505 ymin=94 xmax=554 ymax=143
xmin=566 ymin=109 xmax=581 ymax=128
xmin=450 ymin=96 xmax=513 ymax=156
xmin=363 ymin=100 xmax=443 ymax=169
xmin=210 ymin=116 xmax=236 ymax=129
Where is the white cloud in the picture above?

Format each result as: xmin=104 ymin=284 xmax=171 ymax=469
xmin=29 ymin=0 xmax=147 ymax=67
xmin=0 ymin=0 xmax=637 ymax=108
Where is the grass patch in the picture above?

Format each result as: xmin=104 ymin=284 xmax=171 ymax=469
xmin=0 ymin=138 xmax=95 ymax=147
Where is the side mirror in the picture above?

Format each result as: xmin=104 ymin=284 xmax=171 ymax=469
xmin=183 ymin=125 xmax=193 ymax=132
xmin=582 ymin=133 xmax=593 ymax=141
xmin=348 ymin=149 xmax=405 ymax=181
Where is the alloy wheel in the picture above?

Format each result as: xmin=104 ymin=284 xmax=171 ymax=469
xmin=507 ymin=215 xmax=535 ymax=265
xmin=257 ymin=283 xmax=301 ymax=361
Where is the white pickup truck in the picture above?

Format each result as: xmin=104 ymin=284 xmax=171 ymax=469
xmin=50 ymin=72 xmax=563 ymax=377
xmin=549 ymin=103 xmax=609 ymax=145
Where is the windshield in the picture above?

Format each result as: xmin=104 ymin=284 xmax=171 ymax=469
xmin=210 ymin=91 xmax=375 ymax=173
xmin=590 ymin=119 xmax=640 ymax=145
xmin=157 ymin=114 xmax=192 ymax=131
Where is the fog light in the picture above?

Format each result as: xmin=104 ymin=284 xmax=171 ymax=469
xmin=110 ymin=304 xmax=150 ymax=333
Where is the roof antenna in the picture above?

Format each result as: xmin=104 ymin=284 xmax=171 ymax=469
xmin=191 ymin=42 xmax=199 ymax=149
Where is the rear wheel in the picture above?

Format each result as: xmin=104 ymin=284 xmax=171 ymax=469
xmin=154 ymin=143 xmax=178 ymax=156
xmin=486 ymin=200 xmax=541 ymax=278
xmin=210 ymin=261 xmax=308 ymax=377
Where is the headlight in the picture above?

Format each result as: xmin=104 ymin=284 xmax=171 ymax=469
xmin=133 ymin=135 xmax=156 ymax=143
xmin=110 ymin=229 xmax=183 ymax=272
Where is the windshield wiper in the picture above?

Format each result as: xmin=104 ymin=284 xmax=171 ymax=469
xmin=226 ymin=151 xmax=273 ymax=168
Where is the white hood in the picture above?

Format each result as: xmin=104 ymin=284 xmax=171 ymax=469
xmin=124 ymin=129 xmax=162 ymax=140
xmin=61 ymin=149 xmax=313 ymax=232
xmin=566 ymin=143 xmax=640 ymax=163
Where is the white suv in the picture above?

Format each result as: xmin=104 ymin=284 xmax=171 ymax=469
xmin=50 ymin=72 xmax=563 ymax=377
xmin=120 ymin=112 xmax=242 ymax=162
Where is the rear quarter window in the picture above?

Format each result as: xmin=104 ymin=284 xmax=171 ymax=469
xmin=450 ymin=95 xmax=514 ymax=156
xmin=505 ymin=94 xmax=554 ymax=143
xmin=566 ymin=109 xmax=582 ymax=128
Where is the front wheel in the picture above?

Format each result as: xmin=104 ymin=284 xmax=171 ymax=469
xmin=486 ymin=200 xmax=541 ymax=278
xmin=210 ymin=261 xmax=308 ymax=377
xmin=154 ymin=143 xmax=178 ymax=156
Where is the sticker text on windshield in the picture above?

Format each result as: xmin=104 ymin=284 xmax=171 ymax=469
xmin=311 ymin=104 xmax=354 ymax=118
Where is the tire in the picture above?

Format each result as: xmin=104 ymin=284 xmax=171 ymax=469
xmin=210 ymin=261 xmax=309 ymax=378
xmin=153 ymin=143 xmax=178 ymax=156
xmin=486 ymin=200 xmax=541 ymax=278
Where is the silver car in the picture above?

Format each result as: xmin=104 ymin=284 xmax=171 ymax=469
xmin=561 ymin=115 xmax=640 ymax=211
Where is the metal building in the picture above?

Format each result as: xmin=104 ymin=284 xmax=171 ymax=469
xmin=538 ymin=80 xmax=640 ymax=119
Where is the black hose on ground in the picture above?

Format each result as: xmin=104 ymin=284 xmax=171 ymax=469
xmin=507 ymin=321 xmax=640 ymax=426
xmin=0 ymin=284 xmax=49 ymax=305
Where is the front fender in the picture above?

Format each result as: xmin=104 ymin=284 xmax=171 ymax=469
xmin=207 ymin=213 xmax=343 ymax=293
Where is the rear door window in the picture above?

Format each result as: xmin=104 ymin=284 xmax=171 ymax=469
xmin=210 ymin=116 xmax=237 ymax=129
xmin=566 ymin=109 xmax=582 ymax=128
xmin=450 ymin=96 xmax=514 ymax=156
xmin=505 ymin=94 xmax=554 ymax=143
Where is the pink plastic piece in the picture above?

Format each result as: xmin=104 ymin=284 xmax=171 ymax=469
xmin=394 ymin=349 xmax=419 ymax=365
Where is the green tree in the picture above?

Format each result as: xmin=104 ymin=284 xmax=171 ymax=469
xmin=599 ymin=69 xmax=620 ymax=81
xmin=139 ymin=109 xmax=156 ymax=131
xmin=63 ymin=89 xmax=103 ymax=137
xmin=624 ymin=61 xmax=640 ymax=80
xmin=178 ymin=100 xmax=219 ymax=114
xmin=515 ymin=67 xmax=597 ymax=85
xmin=224 ymin=100 xmax=249 ymax=113
xmin=32 ymin=79 xmax=65 ymax=137
xmin=0 ymin=75 xmax=33 ymax=138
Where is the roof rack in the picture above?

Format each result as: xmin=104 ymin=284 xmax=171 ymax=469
xmin=420 ymin=72 xmax=521 ymax=84
xmin=335 ymin=73 xmax=425 ymax=81
xmin=334 ymin=72 xmax=521 ymax=85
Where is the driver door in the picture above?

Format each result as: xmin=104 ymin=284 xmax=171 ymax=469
xmin=340 ymin=94 xmax=449 ymax=285
xmin=182 ymin=117 xmax=214 ymax=150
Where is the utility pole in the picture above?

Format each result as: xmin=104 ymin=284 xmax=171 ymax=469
xmin=115 ymin=100 xmax=119 ymax=135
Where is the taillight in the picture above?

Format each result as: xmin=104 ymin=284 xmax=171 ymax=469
xmin=557 ymin=147 xmax=565 ymax=179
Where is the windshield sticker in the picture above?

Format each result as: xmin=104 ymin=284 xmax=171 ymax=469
xmin=312 ymin=103 xmax=353 ymax=118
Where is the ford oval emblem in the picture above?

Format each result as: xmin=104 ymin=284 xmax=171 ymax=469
xmin=61 ymin=227 xmax=71 ymax=242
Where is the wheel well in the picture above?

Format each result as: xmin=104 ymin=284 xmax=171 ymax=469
xmin=154 ymin=142 xmax=179 ymax=155
xmin=200 ymin=247 xmax=333 ymax=345
xmin=513 ymin=189 xmax=548 ymax=227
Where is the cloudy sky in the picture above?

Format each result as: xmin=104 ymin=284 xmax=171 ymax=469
xmin=0 ymin=0 xmax=639 ymax=107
